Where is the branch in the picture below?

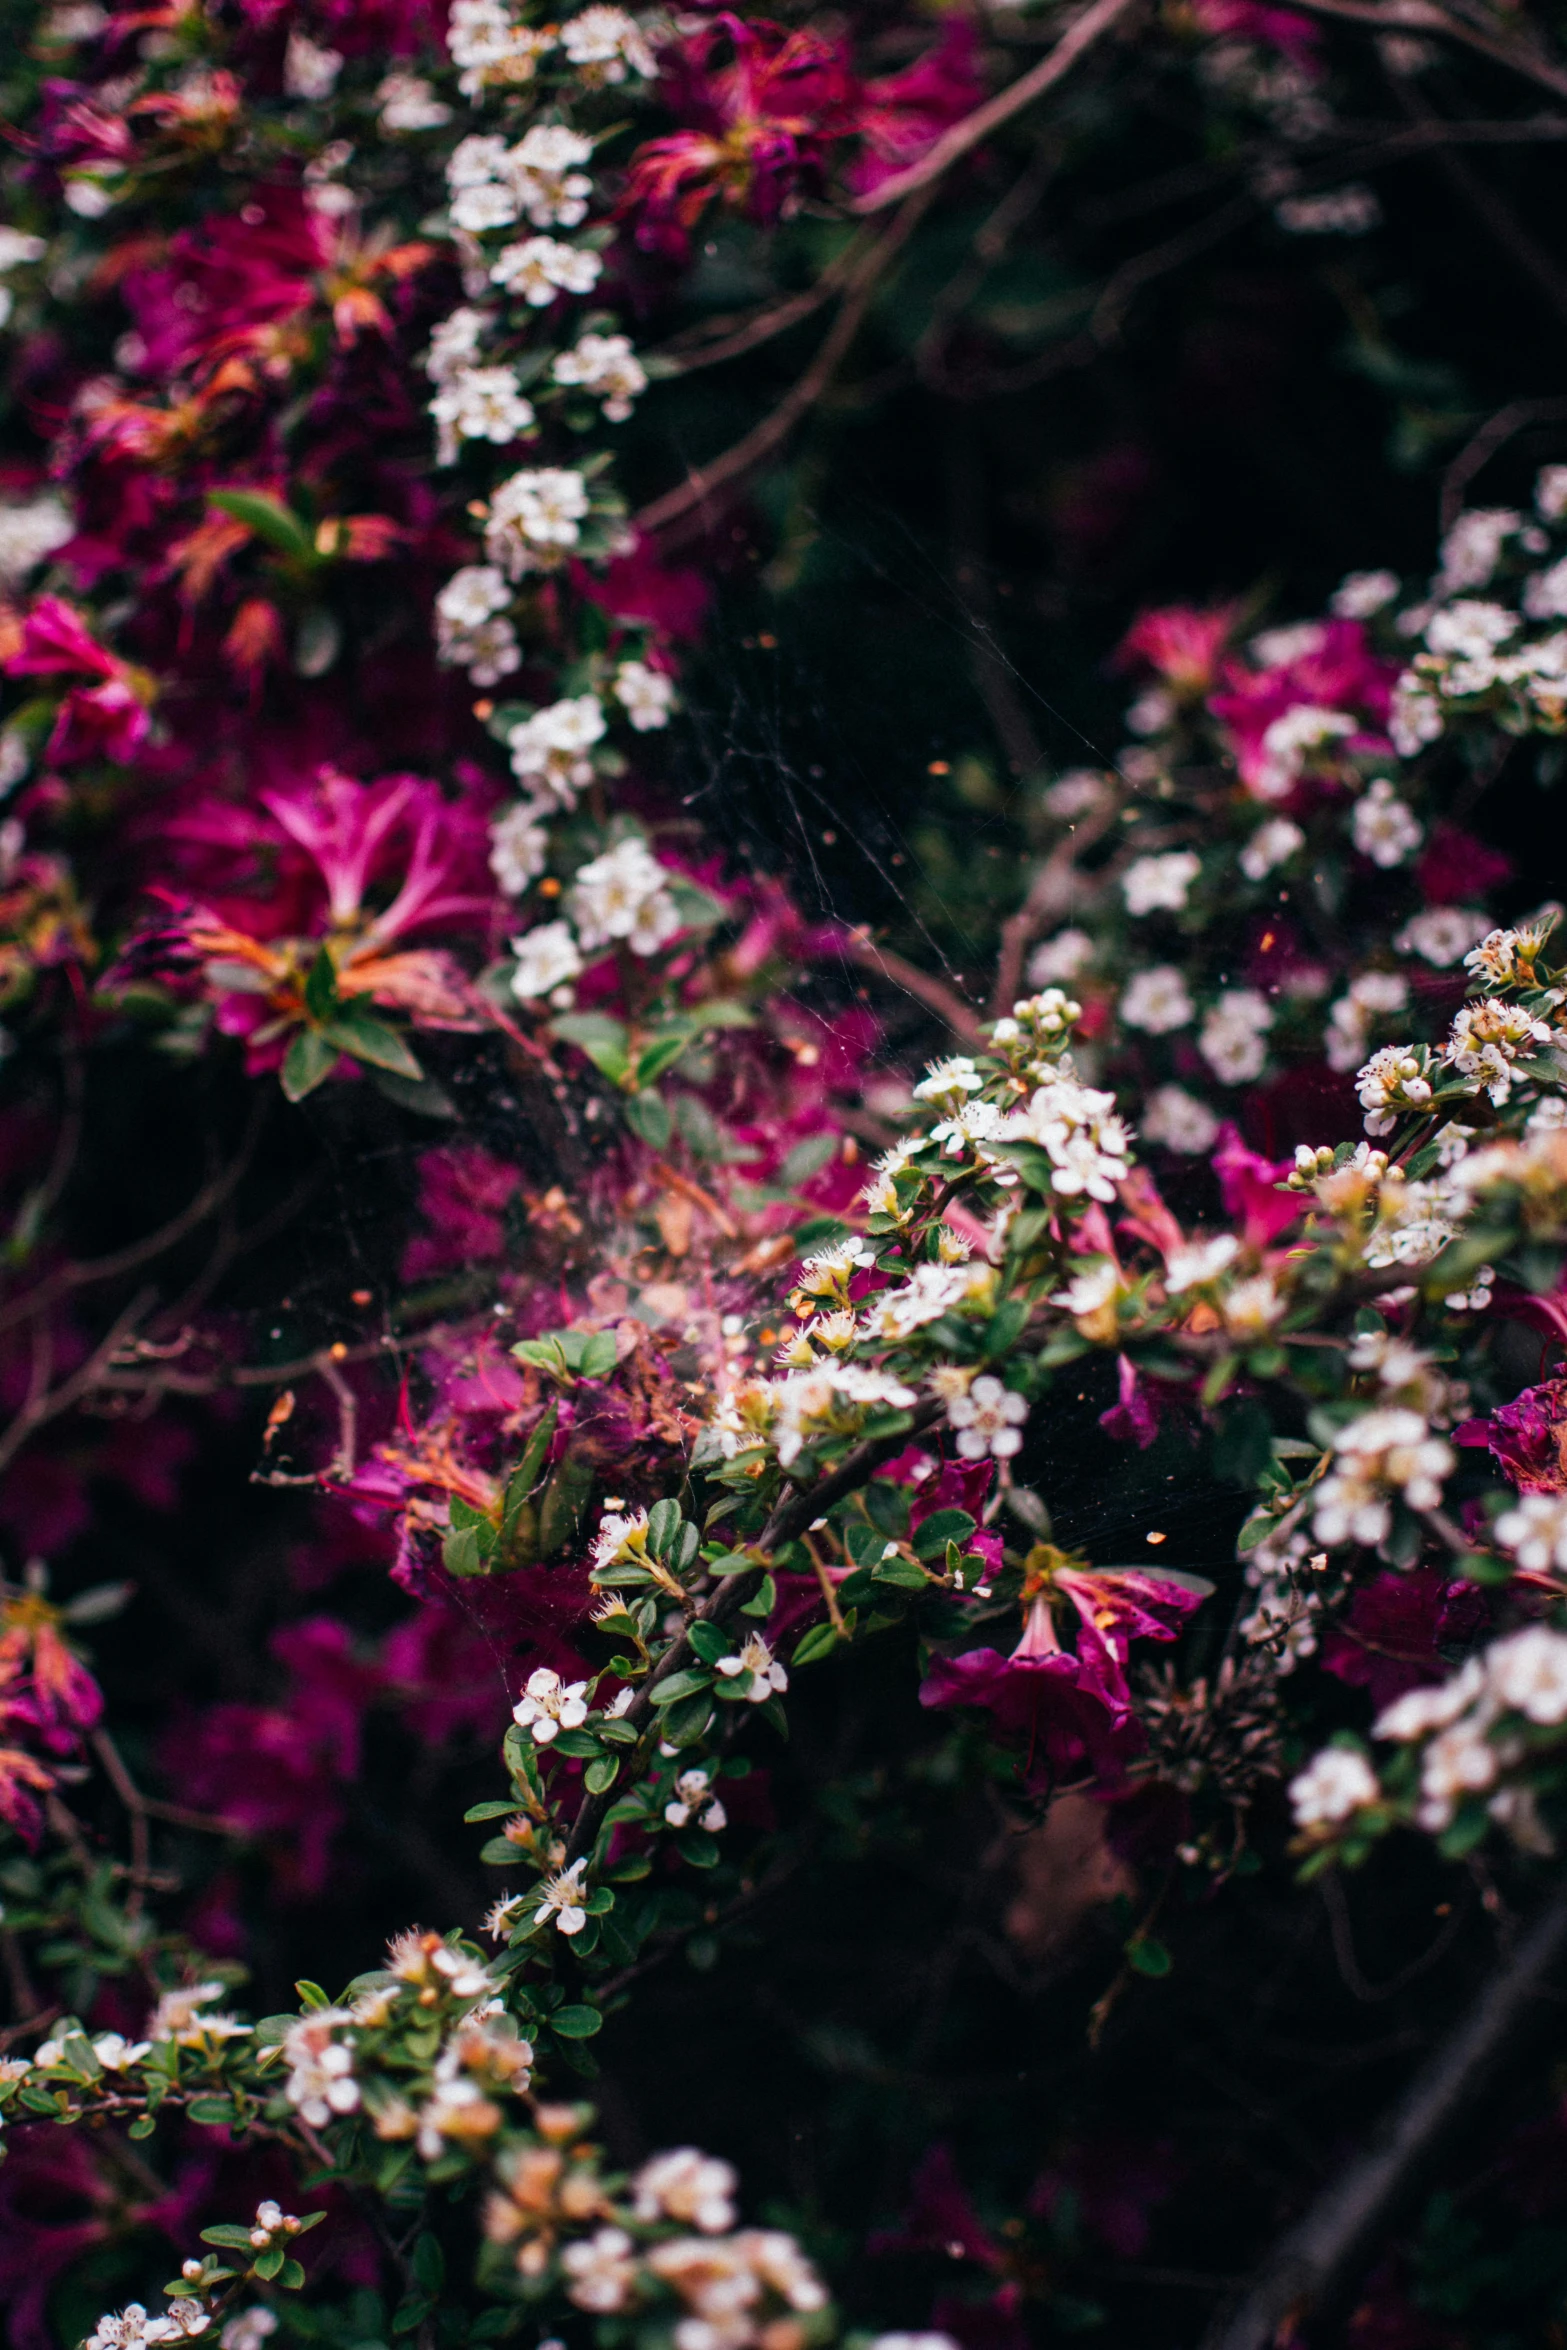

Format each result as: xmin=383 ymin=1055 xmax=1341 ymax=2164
xmin=990 ymin=791 xmax=1123 ymax=1017
xmin=634 ymin=184 xmax=940 ymax=542
xmin=1441 ymin=396 xmax=1567 ymax=532
xmin=1281 ymin=0 xmax=1567 ymax=103
xmin=564 ymin=1400 xmax=946 ymax=1863
xmin=844 ymin=928 xmax=987 ymax=1043
xmin=1200 ymin=1876 xmax=1567 ymax=2350
xmin=850 ymin=0 xmax=1144 ymax=215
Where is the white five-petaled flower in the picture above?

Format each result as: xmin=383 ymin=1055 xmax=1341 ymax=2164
xmin=612 ymin=657 xmax=675 ymax=728
xmin=1289 ymin=1745 xmax=1380 ymax=1829
xmin=534 ymin=1858 xmax=590 ymax=1935
xmin=512 ymin=1665 xmax=590 ymax=1745
xmin=571 ymin=835 xmax=681 ymax=956
xmin=1351 ymin=778 xmax=1423 ymax=868
xmin=663 ymin=1768 xmax=726 ymax=1833
xmin=1121 ymin=964 xmax=1194 ymax=1034
xmin=562 ymin=2226 xmax=639 ymax=2311
xmin=555 ymin=333 xmax=648 ymax=422
xmin=1122 ymin=850 xmax=1201 ymax=915
xmin=510 ymin=919 xmax=582 ymax=1005
xmin=945 ymin=1373 xmax=1028 ymax=1461
xmin=1199 ymin=989 xmax=1273 ymax=1085
xmin=633 ymin=2146 xmax=738 ymax=2233
xmin=485 ymin=467 xmax=589 ymax=576
xmin=490 ymin=801 xmax=550 ymax=896
xmin=490 ymin=234 xmax=601 ymax=305
xmin=715 ymin=1633 xmax=788 ymax=1702
xmin=281 ymin=2010 xmax=359 ymax=2127
xmin=1496 ymin=1492 xmax=1567 ymax=1576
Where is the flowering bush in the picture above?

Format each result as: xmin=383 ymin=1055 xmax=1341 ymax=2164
xmin=8 ymin=0 xmax=1567 ymax=2344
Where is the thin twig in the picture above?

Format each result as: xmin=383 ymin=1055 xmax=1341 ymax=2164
xmin=851 ymin=0 xmax=1144 ymax=216
xmin=1282 ymin=0 xmax=1567 ymax=104
xmin=844 ymin=929 xmax=987 ymax=1043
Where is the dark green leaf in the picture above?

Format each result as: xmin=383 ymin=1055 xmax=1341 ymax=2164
xmin=281 ymin=1028 xmax=338 ymax=1102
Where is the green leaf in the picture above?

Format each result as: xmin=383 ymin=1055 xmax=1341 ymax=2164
xmin=465 ymin=1799 xmax=519 ymax=1823
xmin=623 ymin=1088 xmax=672 ymax=1148
xmin=276 ymin=2260 xmax=307 ymax=2292
xmin=201 ymin=2227 xmax=258 ymax=2251
xmin=253 ymin=2245 xmax=286 ymax=2281
xmin=371 ymin=1067 xmax=457 ymax=1119
xmin=303 ymin=946 xmax=339 ymax=1024
xmin=792 ymin=1621 xmax=843 ymax=1666
xmin=295 ymin=1980 xmax=332 ymax=2008
xmin=412 ymin=2235 xmax=446 ymax=2295
xmin=550 ymin=2003 xmax=603 ymax=2038
xmin=577 ymin=1331 xmax=619 ymax=1381
xmin=550 ymin=1011 xmax=630 ymax=1085
xmin=584 ymin=1755 xmax=619 ymax=1795
xmin=739 ymin=1572 xmax=776 ymax=1619
xmin=634 ymin=1032 xmax=693 ymax=1089
xmin=1125 ymin=1934 xmax=1173 ymax=1978
xmin=912 ymin=1509 xmax=976 ymax=1560
xmin=661 ymin=1692 xmax=715 ymax=1747
xmin=646 ymin=1497 xmax=685 ymax=1559
xmin=320 ymin=1009 xmax=422 ymax=1080
xmin=649 ymin=1668 xmax=714 ymax=1707
xmin=281 ymin=1028 xmax=339 ymax=1102
xmin=208 ymin=487 xmax=317 ymax=563
xmin=687 ymin=1620 xmax=731 ymax=1664
xmin=442 ymin=1522 xmax=490 ymax=1579
xmin=777 ymin=1133 xmax=837 ymax=1187
xmin=129 ymin=2114 xmax=157 ymax=2139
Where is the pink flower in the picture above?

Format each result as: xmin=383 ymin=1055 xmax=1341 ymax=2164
xmin=1211 ymin=1121 xmax=1303 ymax=1247
xmin=1455 ymin=1380 xmax=1567 ymax=1496
xmin=909 ymin=1455 xmax=1004 ymax=1580
xmin=401 ymin=1145 xmax=522 ymax=1282
xmin=621 ymin=14 xmax=856 ymax=249
xmin=1321 ymin=1569 xmax=1487 ymax=1709
xmin=919 ymin=1594 xmax=1143 ymax=1781
xmin=1119 ymin=602 xmax=1238 ymax=698
xmin=1188 ymin=0 xmax=1320 ymax=62
xmin=846 ymin=19 xmax=983 ymax=196
xmin=1209 ymin=619 xmax=1396 ymax=801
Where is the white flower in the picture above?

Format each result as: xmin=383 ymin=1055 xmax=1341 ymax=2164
xmin=534 ymin=1858 xmax=589 ymax=1935
xmin=92 ymin=2032 xmax=150 ymax=2070
xmin=429 ymin=365 xmax=535 ymax=462
xmin=1223 ymin=1274 xmax=1287 ymax=1338
xmin=1523 ymin=557 xmax=1567 ymax=620
xmin=220 ymin=2313 xmax=279 ymax=2350
xmin=447 ymin=0 xmax=556 ymax=95
xmin=283 ymin=30 xmax=341 ymax=96
xmin=1121 ymin=964 xmax=1194 ymax=1034
xmin=377 ymin=72 xmax=452 ymax=131
xmin=1275 ymin=183 xmax=1379 ymax=234
xmin=490 ymin=802 xmax=550 ymax=896
xmin=1239 ymin=816 xmax=1304 ymax=882
xmin=148 ymin=1982 xmax=226 ymax=2041
xmin=612 ymin=657 xmax=675 ymax=729
xmin=1389 ymin=678 xmax=1444 ymax=757
xmin=1485 ymin=1626 xmax=1567 ymax=1724
xmin=1004 ymin=1077 xmax=1132 ymax=1200
xmin=282 ymin=2011 xmax=359 ymax=2128
xmin=1141 ymin=1086 xmax=1219 ymax=1154
xmin=485 ymin=467 xmax=589 ymax=576
xmin=634 ymin=2148 xmax=738 ymax=2233
xmin=509 ymin=694 xmax=605 ymax=803
xmin=511 ymin=920 xmax=582 ymax=1004
xmin=512 ymin=1665 xmax=590 ymax=1745
xmin=1395 ymin=907 xmax=1488 ymax=967
xmin=1446 ymin=996 xmax=1556 ymax=1105
xmin=1355 ymin=1043 xmax=1432 ymax=1134
xmin=1418 ymin=1719 xmax=1499 ymax=1827
xmin=0 ymin=228 xmax=46 ymax=276
xmin=663 ymin=1768 xmax=726 ymax=1833
xmin=1425 ymin=598 xmax=1518 ymax=658
xmin=490 ymin=235 xmax=601 ymax=305
xmin=437 ymin=564 xmax=510 ymax=632
xmin=1313 ymin=1408 xmax=1454 ymax=1547
xmin=1538 ymin=464 xmax=1567 ymax=521
xmin=555 ymin=333 xmax=648 ymax=423
xmin=571 ymin=836 xmax=681 ymax=955
xmin=1123 ymin=850 xmax=1201 ymax=915
xmin=424 ymin=306 xmax=490 ymax=385
xmin=563 ymin=2227 xmax=639 ymax=2312
xmin=560 ymin=4 xmax=655 ymax=81
xmin=716 ymin=1632 xmax=788 ymax=1701
xmin=1374 ymin=1659 xmax=1487 ymax=1742
xmin=1350 ymin=778 xmax=1423 ymax=868
xmin=1289 ymin=1746 xmax=1379 ymax=1829
xmin=913 ymin=1054 xmax=983 ymax=1104
xmin=862 ymin=1260 xmax=991 ymax=1340
xmin=1331 ymin=568 xmax=1400 ymax=618
xmin=1255 ymin=704 xmax=1355 ymax=798
xmin=450 ymin=180 xmax=521 ymax=234
xmin=1434 ymin=508 xmax=1519 ymax=595
xmin=448 ymin=132 xmax=513 ymax=189
xmin=1165 ymin=1234 xmax=1239 ymax=1292
xmin=1027 ymin=927 xmax=1093 ymax=985
xmin=506 ymin=124 xmax=594 ymax=226
xmin=0 ymin=493 xmax=73 ymax=588
xmin=945 ymin=1373 xmax=1028 ymax=1461
xmin=438 ymin=614 xmax=519 ymax=686
xmin=1496 ymin=1493 xmax=1567 ymax=1576
xmin=1199 ymin=989 xmax=1272 ymax=1084
xmin=85 ymin=2308 xmax=180 ymax=2350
